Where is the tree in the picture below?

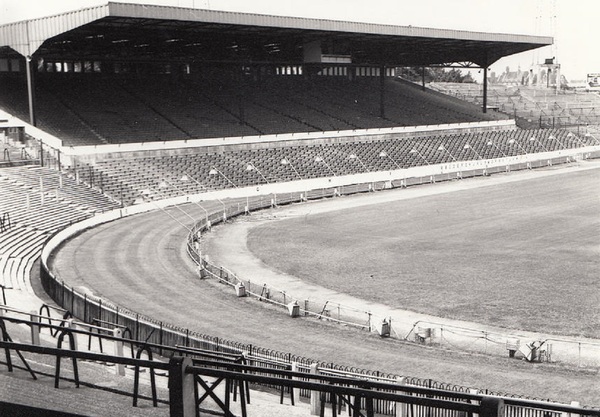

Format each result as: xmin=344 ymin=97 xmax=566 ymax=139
xmin=396 ymin=67 xmax=476 ymax=83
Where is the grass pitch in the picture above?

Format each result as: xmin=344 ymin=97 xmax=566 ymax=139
xmin=248 ymin=167 xmax=600 ymax=338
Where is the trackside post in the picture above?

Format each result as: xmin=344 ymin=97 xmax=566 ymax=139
xmin=169 ymin=356 xmax=195 ymax=417
xmin=310 ymin=363 xmax=320 ymax=415
xmin=113 ymin=328 xmax=125 ymax=376
xmin=481 ymin=396 xmax=504 ymax=417
xmin=395 ymin=376 xmax=408 ymax=417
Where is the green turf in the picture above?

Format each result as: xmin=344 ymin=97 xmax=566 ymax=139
xmin=248 ymin=168 xmax=600 ymax=338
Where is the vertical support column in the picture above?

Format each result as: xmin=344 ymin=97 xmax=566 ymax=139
xmin=291 ymin=362 xmax=300 ymax=402
xmin=113 ymin=328 xmax=125 ymax=376
xmin=422 ymin=66 xmax=426 ymax=91
xmin=168 ymin=356 xmax=195 ymax=417
xmin=379 ymin=65 xmax=386 ymax=119
xmin=395 ymin=376 xmax=408 ymax=417
xmin=469 ymin=389 xmax=479 ymax=417
xmin=480 ymin=396 xmax=504 ymax=417
xmin=309 ymin=363 xmax=320 ymax=415
xmin=482 ymin=66 xmax=488 ymax=114
xmin=30 ymin=311 xmax=40 ymax=346
xmin=66 ymin=319 xmax=78 ymax=350
xmin=39 ymin=139 xmax=44 ymax=167
xmin=562 ymin=401 xmax=581 ymax=417
xmin=238 ymin=66 xmax=245 ymax=125
xmin=25 ymin=55 xmax=37 ymax=127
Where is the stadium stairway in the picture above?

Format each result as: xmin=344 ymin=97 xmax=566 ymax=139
xmin=0 ymin=165 xmax=119 ymax=292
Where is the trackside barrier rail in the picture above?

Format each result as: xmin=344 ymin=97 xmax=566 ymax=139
xmin=0 ymin=341 xmax=572 ymax=417
xmin=0 ymin=311 xmax=598 ymax=417
xmin=3 ymin=338 xmax=599 ymax=417
xmin=39 ymin=151 xmax=600 ymax=415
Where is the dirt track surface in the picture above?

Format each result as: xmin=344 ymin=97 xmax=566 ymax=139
xmin=49 ymin=163 xmax=600 ymax=405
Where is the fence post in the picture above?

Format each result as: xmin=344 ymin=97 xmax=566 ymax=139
xmin=169 ymin=356 xmax=195 ymax=417
xmin=291 ymin=362 xmax=300 ymax=402
xmin=67 ymin=319 xmax=78 ymax=350
xmin=469 ymin=389 xmax=479 ymax=417
xmin=113 ymin=328 xmax=125 ymax=376
xmin=395 ymin=376 xmax=408 ymax=417
xmin=30 ymin=310 xmax=40 ymax=346
xmin=562 ymin=401 xmax=581 ymax=417
xmin=310 ymin=363 xmax=321 ymax=415
xmin=480 ymin=396 xmax=504 ymax=417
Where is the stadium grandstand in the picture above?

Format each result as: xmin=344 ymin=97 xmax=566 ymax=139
xmin=1 ymin=2 xmax=600 ymax=416
xmin=429 ymin=81 xmax=600 ymax=130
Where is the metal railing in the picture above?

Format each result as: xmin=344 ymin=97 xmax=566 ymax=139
xmin=38 ymin=151 xmax=600 ymax=415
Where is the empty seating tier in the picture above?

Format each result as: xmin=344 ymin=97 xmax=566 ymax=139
xmin=0 ymin=73 xmax=507 ymax=146
xmin=72 ymin=127 xmax=594 ymax=206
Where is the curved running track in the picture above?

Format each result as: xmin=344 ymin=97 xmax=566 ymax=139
xmin=49 ymin=195 xmax=600 ymax=404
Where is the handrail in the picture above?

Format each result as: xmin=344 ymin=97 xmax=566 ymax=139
xmin=0 ymin=340 xmax=170 ymax=371
xmin=0 ymin=315 xmax=246 ymax=363
xmin=37 ymin=146 xmax=600 ymax=413
xmin=187 ymin=363 xmax=479 ymax=413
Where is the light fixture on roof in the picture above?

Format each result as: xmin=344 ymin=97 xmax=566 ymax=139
xmin=348 ymin=154 xmax=357 ymax=160
xmin=180 ymin=174 xmax=189 ymax=181
xmin=245 ymin=164 xmax=255 ymax=171
xmin=463 ymin=144 xmax=471 ymax=149
xmin=158 ymin=181 xmax=168 ymax=189
xmin=508 ymin=139 xmax=515 ymax=144
xmin=379 ymin=151 xmax=387 ymax=157
xmin=314 ymin=156 xmax=323 ymax=162
xmin=209 ymin=168 xmax=218 ymax=176
xmin=280 ymin=158 xmax=289 ymax=165
xmin=529 ymin=137 xmax=536 ymax=142
xmin=437 ymin=145 xmax=445 ymax=151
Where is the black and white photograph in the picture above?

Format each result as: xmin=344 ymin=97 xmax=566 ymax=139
xmin=0 ymin=1 xmax=599 ymax=416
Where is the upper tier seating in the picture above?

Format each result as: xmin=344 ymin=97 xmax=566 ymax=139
xmin=0 ymin=74 xmax=507 ymax=146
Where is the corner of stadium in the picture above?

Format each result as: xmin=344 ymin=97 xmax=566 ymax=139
xmin=1 ymin=2 xmax=600 ymax=415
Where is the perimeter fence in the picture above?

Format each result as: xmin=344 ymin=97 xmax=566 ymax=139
xmin=40 ymin=152 xmax=600 ymax=415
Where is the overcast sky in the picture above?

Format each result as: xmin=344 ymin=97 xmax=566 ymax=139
xmin=0 ymin=0 xmax=596 ymax=81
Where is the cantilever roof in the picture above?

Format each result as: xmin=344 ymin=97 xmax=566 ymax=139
xmin=0 ymin=2 xmax=553 ymax=67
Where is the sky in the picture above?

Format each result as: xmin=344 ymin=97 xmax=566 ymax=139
xmin=0 ymin=0 xmax=596 ymax=82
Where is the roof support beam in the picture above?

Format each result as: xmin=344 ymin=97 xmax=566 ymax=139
xmin=379 ymin=65 xmax=385 ymax=119
xmin=482 ymin=65 xmax=488 ymax=114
